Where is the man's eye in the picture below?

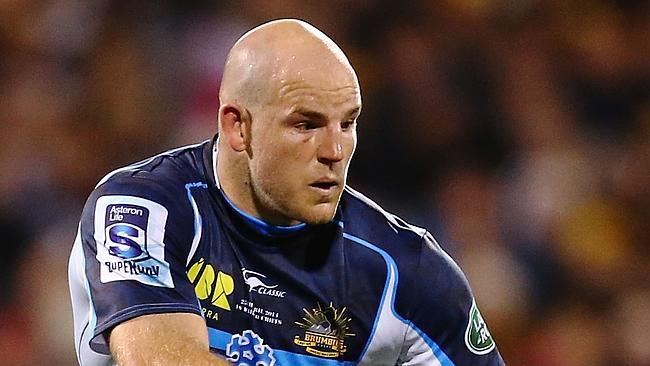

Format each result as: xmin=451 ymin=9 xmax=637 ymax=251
xmin=341 ymin=120 xmax=356 ymax=130
xmin=296 ymin=121 xmax=316 ymax=130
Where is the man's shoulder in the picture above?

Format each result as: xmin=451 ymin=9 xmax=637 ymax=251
xmin=81 ymin=140 xmax=211 ymax=226
xmin=340 ymin=186 xmax=427 ymax=249
xmin=93 ymin=140 xmax=209 ymax=194
xmin=77 ymin=141 xmax=211 ymax=265
xmin=340 ymin=186 xmax=460 ymax=279
xmin=339 ymin=186 xmax=469 ymax=305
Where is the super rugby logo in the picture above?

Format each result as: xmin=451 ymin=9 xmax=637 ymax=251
xmin=106 ymin=223 xmax=148 ymax=260
xmin=242 ymin=268 xmax=286 ymax=298
xmin=95 ymin=196 xmax=174 ymax=288
xmin=102 ymin=204 xmax=161 ymax=277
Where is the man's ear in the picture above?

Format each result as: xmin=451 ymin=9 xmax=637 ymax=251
xmin=219 ymin=103 xmax=249 ymax=152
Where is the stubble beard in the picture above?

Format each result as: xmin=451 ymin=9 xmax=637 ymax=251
xmin=248 ymin=175 xmax=341 ymax=226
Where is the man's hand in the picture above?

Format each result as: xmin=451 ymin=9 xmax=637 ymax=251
xmin=109 ymin=312 xmax=231 ymax=366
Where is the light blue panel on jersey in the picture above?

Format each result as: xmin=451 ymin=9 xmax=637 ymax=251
xmin=342 ymin=232 xmax=455 ymax=366
xmin=208 ymin=327 xmax=232 ymax=350
xmin=208 ymin=328 xmax=355 ymax=366
xmin=272 ymin=349 xmax=355 ymax=366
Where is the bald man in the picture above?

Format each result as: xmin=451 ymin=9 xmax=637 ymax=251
xmin=69 ymin=19 xmax=505 ymax=366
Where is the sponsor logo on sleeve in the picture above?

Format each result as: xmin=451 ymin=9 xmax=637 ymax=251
xmin=94 ymin=196 xmax=174 ymax=287
xmin=465 ymin=298 xmax=496 ymax=355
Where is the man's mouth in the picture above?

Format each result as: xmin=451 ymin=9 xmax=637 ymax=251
xmin=309 ymin=179 xmax=339 ymax=191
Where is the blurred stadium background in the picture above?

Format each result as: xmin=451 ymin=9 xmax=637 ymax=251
xmin=1 ymin=0 xmax=649 ymax=365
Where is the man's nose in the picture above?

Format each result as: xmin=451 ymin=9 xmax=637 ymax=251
xmin=317 ymin=124 xmax=343 ymax=164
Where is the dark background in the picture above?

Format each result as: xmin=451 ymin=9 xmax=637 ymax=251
xmin=1 ymin=1 xmax=649 ymax=365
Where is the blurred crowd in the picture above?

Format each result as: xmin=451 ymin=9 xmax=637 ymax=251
xmin=1 ymin=0 xmax=648 ymax=365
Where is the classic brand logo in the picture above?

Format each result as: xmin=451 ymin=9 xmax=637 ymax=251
xmin=242 ymin=268 xmax=286 ymax=298
xmin=188 ymin=258 xmax=234 ymax=311
xmin=294 ymin=302 xmax=355 ymax=358
xmin=464 ymin=299 xmax=495 ymax=355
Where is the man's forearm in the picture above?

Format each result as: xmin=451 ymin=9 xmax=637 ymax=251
xmin=109 ymin=313 xmax=231 ymax=366
xmin=111 ymin=331 xmax=231 ymax=366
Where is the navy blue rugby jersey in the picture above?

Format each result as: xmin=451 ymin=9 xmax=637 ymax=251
xmin=69 ymin=137 xmax=505 ymax=366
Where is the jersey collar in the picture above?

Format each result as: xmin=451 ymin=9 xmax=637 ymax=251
xmin=208 ymin=135 xmax=308 ymax=237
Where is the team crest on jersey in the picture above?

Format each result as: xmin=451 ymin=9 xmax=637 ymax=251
xmin=226 ymin=330 xmax=275 ymax=366
xmin=294 ymin=302 xmax=355 ymax=358
xmin=94 ymin=196 xmax=173 ymax=287
xmin=464 ymin=298 xmax=495 ymax=355
xmin=188 ymin=258 xmax=234 ymax=320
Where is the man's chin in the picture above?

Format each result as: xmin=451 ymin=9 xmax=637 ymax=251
xmin=299 ymin=203 xmax=338 ymax=225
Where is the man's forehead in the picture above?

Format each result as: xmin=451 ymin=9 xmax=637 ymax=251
xmin=275 ymin=60 xmax=359 ymax=95
xmin=273 ymin=52 xmax=358 ymax=84
xmin=278 ymin=80 xmax=361 ymax=116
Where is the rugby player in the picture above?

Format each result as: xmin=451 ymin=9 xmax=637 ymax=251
xmin=69 ymin=19 xmax=505 ymax=366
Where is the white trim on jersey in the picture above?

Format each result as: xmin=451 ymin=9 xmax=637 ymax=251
xmin=400 ymin=327 xmax=444 ymax=366
xmin=69 ymin=226 xmax=114 ymax=366
xmin=212 ymin=138 xmax=221 ymax=189
xmin=344 ymin=232 xmax=454 ymax=366
xmin=184 ymin=182 xmax=207 ymax=266
xmin=356 ymin=245 xmax=409 ymax=365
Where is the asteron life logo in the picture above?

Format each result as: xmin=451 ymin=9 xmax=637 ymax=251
xmin=241 ymin=268 xmax=286 ymax=298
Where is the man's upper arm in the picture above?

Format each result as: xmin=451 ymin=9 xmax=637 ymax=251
xmin=397 ymin=232 xmax=506 ymax=365
xmin=109 ymin=312 xmax=229 ymax=365
xmin=71 ymin=175 xmax=204 ymax=360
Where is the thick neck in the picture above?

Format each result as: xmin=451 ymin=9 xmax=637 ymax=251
xmin=214 ymin=140 xmax=304 ymax=228
xmin=219 ymin=189 xmax=306 ymax=237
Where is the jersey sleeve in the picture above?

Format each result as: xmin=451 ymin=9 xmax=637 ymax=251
xmin=75 ymin=175 xmax=202 ymax=354
xmin=397 ymin=232 xmax=506 ymax=365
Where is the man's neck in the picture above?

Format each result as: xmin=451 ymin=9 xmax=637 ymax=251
xmin=214 ymin=140 xmax=306 ymax=233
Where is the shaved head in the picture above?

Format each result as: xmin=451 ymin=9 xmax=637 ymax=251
xmin=219 ymin=19 xmax=359 ymax=116
xmin=217 ymin=19 xmax=362 ymax=225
